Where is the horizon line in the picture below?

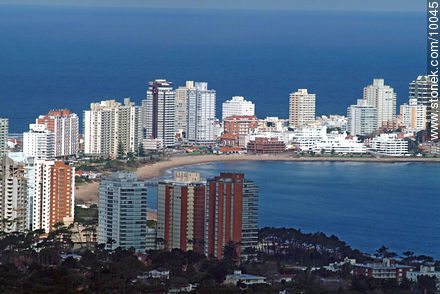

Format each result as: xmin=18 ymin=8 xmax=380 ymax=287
xmin=0 ymin=3 xmax=426 ymax=13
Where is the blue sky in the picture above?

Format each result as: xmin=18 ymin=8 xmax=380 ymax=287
xmin=0 ymin=0 xmax=425 ymax=12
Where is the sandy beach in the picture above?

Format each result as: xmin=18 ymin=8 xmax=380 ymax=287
xmin=75 ymin=154 xmax=440 ymax=203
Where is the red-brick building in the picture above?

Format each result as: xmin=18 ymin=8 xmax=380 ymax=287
xmin=224 ymin=115 xmax=258 ymax=136
xmin=157 ymin=172 xmax=206 ymax=254
xmin=247 ymin=137 xmax=286 ymax=154
xmin=353 ymin=259 xmax=412 ymax=281
xmin=206 ymin=173 xmax=258 ymax=260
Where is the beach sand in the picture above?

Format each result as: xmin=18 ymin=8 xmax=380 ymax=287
xmin=75 ymin=154 xmax=440 ymax=203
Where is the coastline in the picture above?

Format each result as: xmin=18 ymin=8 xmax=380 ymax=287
xmin=75 ymin=154 xmax=440 ymax=203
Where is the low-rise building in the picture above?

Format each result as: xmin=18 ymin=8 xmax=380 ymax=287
xmin=220 ymin=133 xmax=239 ymax=146
xmin=291 ymin=126 xmax=327 ymax=151
xmin=353 ymin=259 xmax=412 ymax=281
xmin=370 ymin=134 xmax=409 ymax=156
xmin=257 ymin=117 xmax=288 ymax=133
xmin=224 ymin=270 xmax=266 ymax=286
xmin=314 ymin=133 xmax=367 ymax=154
xmin=215 ymin=147 xmax=244 ymax=154
xmin=407 ymin=266 xmax=440 ymax=283
xmin=143 ymin=137 xmax=163 ymax=151
xmin=247 ymin=137 xmax=286 ymax=154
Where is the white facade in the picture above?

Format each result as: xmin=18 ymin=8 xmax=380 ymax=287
xmin=314 ymin=133 xmax=366 ymax=154
xmin=347 ymin=99 xmax=377 ymax=136
xmin=370 ymin=134 xmax=408 ymax=156
xmin=291 ymin=126 xmax=327 ymax=151
xmin=186 ymin=82 xmax=216 ymax=144
xmin=143 ymin=79 xmax=176 ymax=147
xmin=143 ymin=137 xmax=163 ymax=151
xmin=363 ymin=79 xmax=397 ymax=127
xmin=23 ymin=124 xmax=55 ymax=160
xmin=407 ymin=266 xmax=440 ymax=283
xmin=400 ymin=99 xmax=427 ymax=131
xmin=175 ymin=81 xmax=194 ymax=136
xmin=36 ymin=111 xmax=79 ymax=157
xmin=289 ymin=89 xmax=316 ymax=127
xmin=222 ymin=96 xmax=255 ymax=121
xmin=84 ymin=98 xmax=142 ymax=156
xmin=315 ymin=115 xmax=347 ymax=131
xmin=0 ymin=118 xmax=8 ymax=155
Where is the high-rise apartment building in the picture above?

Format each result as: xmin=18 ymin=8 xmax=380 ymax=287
xmin=157 ymin=171 xmax=206 ymax=253
xmin=98 ymin=172 xmax=147 ymax=251
xmin=0 ymin=153 xmax=28 ymax=232
xmin=400 ymin=99 xmax=427 ymax=132
xmin=83 ymin=98 xmax=142 ymax=156
xmin=363 ymin=79 xmax=396 ymax=128
xmin=36 ymin=110 xmax=79 ymax=157
xmin=175 ymin=81 xmax=195 ymax=137
xmin=222 ymin=96 xmax=255 ymax=121
xmin=186 ymin=82 xmax=216 ymax=144
xmin=289 ymin=89 xmax=316 ymax=127
xmin=23 ymin=124 xmax=55 ymax=160
xmin=0 ymin=118 xmax=8 ymax=156
xmin=409 ymin=75 xmax=438 ymax=140
xmin=347 ymin=99 xmax=377 ymax=136
xmin=30 ymin=160 xmax=75 ymax=232
xmin=410 ymin=75 xmax=433 ymax=107
xmin=205 ymin=173 xmax=258 ymax=260
xmin=143 ymin=79 xmax=175 ymax=147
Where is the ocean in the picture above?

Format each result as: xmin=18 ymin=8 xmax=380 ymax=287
xmin=151 ymin=161 xmax=440 ymax=259
xmin=0 ymin=5 xmax=426 ymax=132
xmin=2 ymin=5 xmax=437 ymax=259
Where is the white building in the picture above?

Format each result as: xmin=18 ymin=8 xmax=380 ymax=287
xmin=143 ymin=137 xmax=163 ymax=151
xmin=407 ymin=266 xmax=440 ymax=283
xmin=186 ymin=82 xmax=216 ymax=144
xmin=400 ymin=99 xmax=427 ymax=131
xmin=83 ymin=98 xmax=142 ymax=156
xmin=143 ymin=79 xmax=175 ymax=147
xmin=222 ymin=96 xmax=255 ymax=121
xmin=347 ymin=99 xmax=377 ymax=136
xmin=291 ymin=126 xmax=327 ymax=151
xmin=289 ymin=89 xmax=316 ymax=127
xmin=315 ymin=115 xmax=347 ymax=132
xmin=370 ymin=134 xmax=408 ymax=156
xmin=175 ymin=81 xmax=194 ymax=137
xmin=314 ymin=132 xmax=366 ymax=154
xmin=36 ymin=110 xmax=79 ymax=157
xmin=257 ymin=117 xmax=288 ymax=133
xmin=363 ymin=79 xmax=397 ymax=128
xmin=0 ymin=118 xmax=8 ymax=155
xmin=224 ymin=270 xmax=266 ymax=286
xmin=23 ymin=124 xmax=55 ymax=160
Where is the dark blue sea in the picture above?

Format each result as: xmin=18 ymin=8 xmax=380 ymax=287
xmin=151 ymin=161 xmax=440 ymax=259
xmin=0 ymin=5 xmax=425 ymax=132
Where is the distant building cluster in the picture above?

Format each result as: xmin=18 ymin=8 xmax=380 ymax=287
xmin=0 ymin=73 xmax=439 ymax=244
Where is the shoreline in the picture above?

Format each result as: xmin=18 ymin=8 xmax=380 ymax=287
xmin=75 ymin=154 xmax=440 ymax=203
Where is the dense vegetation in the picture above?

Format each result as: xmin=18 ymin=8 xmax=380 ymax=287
xmin=0 ymin=226 xmax=437 ymax=293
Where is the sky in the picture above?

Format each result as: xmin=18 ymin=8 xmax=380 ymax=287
xmin=0 ymin=0 xmax=425 ymax=12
